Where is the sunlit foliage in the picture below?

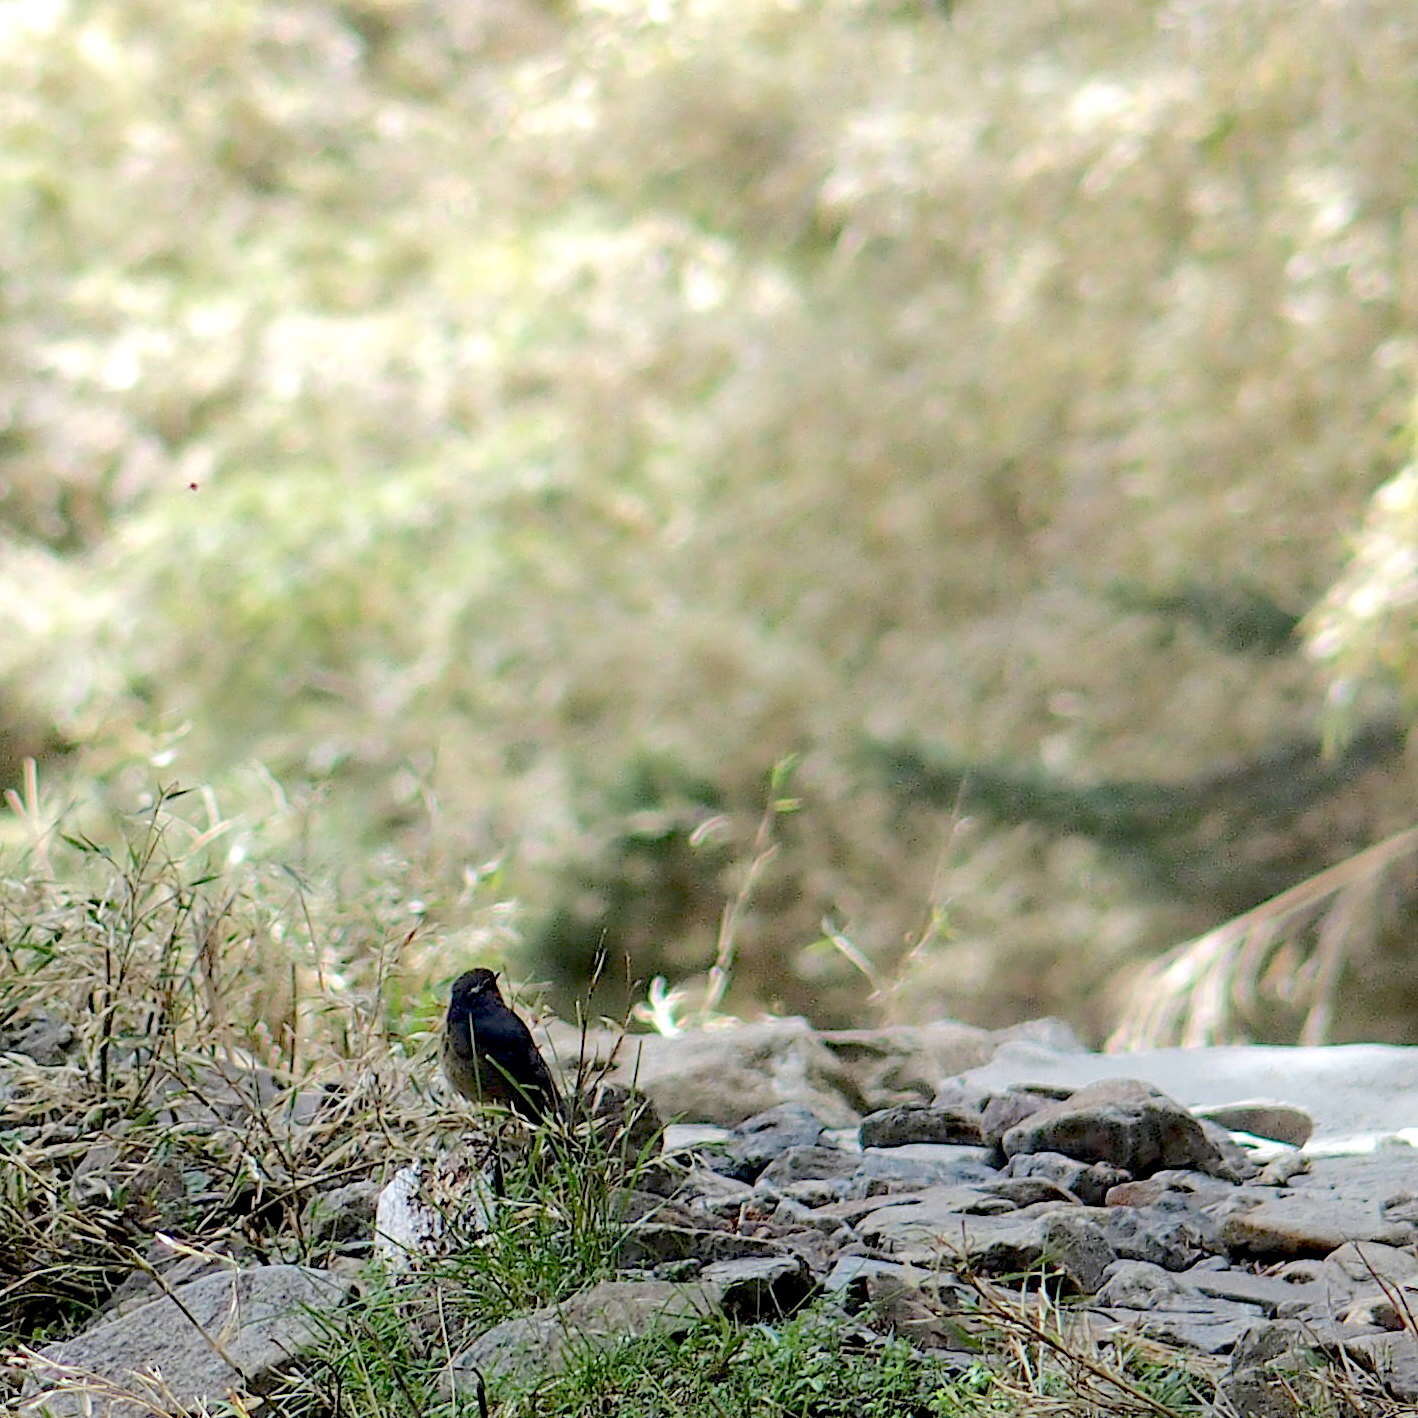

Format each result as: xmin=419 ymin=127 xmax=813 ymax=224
xmin=3 ymin=0 xmax=1417 ymax=1034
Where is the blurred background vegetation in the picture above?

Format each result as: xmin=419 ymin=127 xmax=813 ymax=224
xmin=5 ymin=0 xmax=1418 ymax=1045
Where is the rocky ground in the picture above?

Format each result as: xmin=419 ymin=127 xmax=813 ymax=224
xmin=9 ymin=1010 xmax=1418 ymax=1416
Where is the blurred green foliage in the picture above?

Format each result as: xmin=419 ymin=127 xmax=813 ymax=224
xmin=3 ymin=0 xmax=1418 ymax=1036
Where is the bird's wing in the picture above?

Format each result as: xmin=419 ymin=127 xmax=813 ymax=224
xmin=475 ymin=1013 xmax=553 ymax=1088
xmin=445 ymin=1008 xmax=478 ymax=1061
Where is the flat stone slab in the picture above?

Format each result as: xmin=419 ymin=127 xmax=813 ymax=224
xmin=20 ymin=1265 xmax=352 ymax=1418
xmin=1090 ymin=1302 xmax=1264 ymax=1355
xmin=444 ymin=1279 xmax=722 ymax=1395
xmin=1221 ymin=1194 xmax=1416 ymax=1258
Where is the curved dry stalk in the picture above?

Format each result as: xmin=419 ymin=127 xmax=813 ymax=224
xmin=1109 ymin=825 xmax=1418 ymax=1050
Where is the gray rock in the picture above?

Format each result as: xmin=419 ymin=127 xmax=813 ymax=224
xmin=1181 ymin=1264 xmax=1333 ymax=1319
xmin=1089 ymin=1299 xmax=1266 ymax=1354
xmin=304 ymin=1179 xmax=380 ymax=1246
xmin=1094 ymin=1260 xmax=1208 ymax=1310
xmin=815 ymin=1018 xmax=1080 ymax=1112
xmin=822 ymin=1254 xmax=937 ymax=1299
xmin=602 ymin=1021 xmax=863 ymax=1128
xmin=98 ymin=1243 xmax=246 ymax=1322
xmin=1340 ymin=1331 xmax=1418 ymax=1402
xmin=1255 ymin=1150 xmax=1309 ymax=1186
xmin=1195 ymin=1117 xmax=1260 ymax=1181
xmin=1191 ymin=1100 xmax=1313 ymax=1148
xmin=0 ymin=1009 xmax=74 ymax=1065
xmin=613 ymin=1224 xmax=790 ymax=1268
xmin=981 ymin=1176 xmax=1079 ymax=1207
xmin=1090 ymin=1202 xmax=1225 ymax=1271
xmin=860 ymin=1204 xmax=1113 ymax=1293
xmin=1220 ymin=1192 xmax=1415 ymax=1258
xmin=1217 ymin=1319 xmax=1321 ymax=1417
xmin=757 ymin=1144 xmax=857 ymax=1187
xmin=444 ymin=1279 xmax=721 ymax=1395
xmin=978 ymin=1088 xmax=1063 ymax=1148
xmin=20 ymin=1265 xmax=352 ymax=1418
xmin=961 ymin=1039 xmax=1418 ymax=1154
xmin=843 ymin=1145 xmax=999 ymax=1199
xmin=1001 ymin=1078 xmax=1227 ymax=1178
xmin=700 ymin=1255 xmax=816 ymax=1318
xmin=715 ymin=1103 xmax=829 ymax=1181
xmin=1003 ymin=1151 xmax=1129 ymax=1205
xmin=772 ymin=1177 xmax=846 ymax=1208
xmin=1338 ymin=1285 xmax=1418 ymax=1329
xmin=1323 ymin=1239 xmax=1418 ymax=1288
xmin=675 ymin=1166 xmax=757 ymax=1218
xmin=859 ymin=1104 xmax=984 ymax=1149
xmin=818 ymin=1023 xmax=997 ymax=1107
xmin=857 ymin=1185 xmax=1018 ymax=1229
xmin=1104 ymin=1168 xmax=1237 ymax=1207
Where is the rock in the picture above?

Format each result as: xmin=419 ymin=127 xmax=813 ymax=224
xmin=304 ymin=1180 xmax=381 ymax=1246
xmin=822 ymin=1254 xmax=936 ymax=1298
xmin=978 ymin=1088 xmax=1063 ymax=1149
xmin=1094 ymin=1260 xmax=1208 ymax=1310
xmin=1090 ymin=1299 xmax=1266 ymax=1354
xmin=1220 ymin=1193 xmax=1415 ymax=1258
xmin=1182 ymin=1264 xmax=1331 ymax=1319
xmin=854 ymin=1143 xmax=998 ymax=1192
xmin=1004 ymin=1151 xmax=1129 ymax=1205
xmin=772 ymin=1177 xmax=846 ymax=1208
xmin=818 ymin=1023 xmax=997 ymax=1106
xmin=961 ymin=1039 xmax=1418 ymax=1154
xmin=859 ymin=1204 xmax=1113 ymax=1293
xmin=677 ymin=1166 xmax=758 ymax=1218
xmin=757 ymin=1144 xmax=856 ymax=1188
xmin=1191 ymin=1100 xmax=1314 ymax=1149
xmin=0 ymin=1009 xmax=74 ymax=1065
xmin=604 ymin=1021 xmax=863 ymax=1127
xmin=374 ymin=1141 xmax=497 ymax=1268
xmin=700 ymin=1255 xmax=816 ymax=1318
xmin=1339 ymin=1331 xmax=1418 ymax=1402
xmin=1338 ymin=1286 xmax=1416 ymax=1329
xmin=1090 ymin=1202 xmax=1225 ymax=1271
xmin=859 ymin=1104 xmax=985 ymax=1148
xmin=858 ymin=1185 xmax=1019 ymax=1225
xmin=444 ymin=1279 xmax=721 ymax=1395
xmin=1255 ymin=1150 xmax=1308 ymax=1186
xmin=981 ymin=1176 xmax=1079 ymax=1207
xmin=613 ymin=1225 xmax=791 ymax=1268
xmin=1000 ymin=1078 xmax=1228 ymax=1178
xmin=1323 ymin=1239 xmax=1418 ymax=1288
xmin=1105 ymin=1168 xmax=1236 ymax=1209
xmin=20 ymin=1266 xmax=352 ymax=1418
xmin=1215 ymin=1320 xmax=1322 ymax=1416
xmin=1195 ymin=1118 xmax=1260 ymax=1181
xmin=711 ymin=1103 xmax=830 ymax=1181
xmin=99 ymin=1242 xmax=247 ymax=1321
xmin=572 ymin=1081 xmax=665 ymax=1165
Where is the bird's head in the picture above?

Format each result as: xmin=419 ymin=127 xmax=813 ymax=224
xmin=449 ymin=968 xmax=503 ymax=1010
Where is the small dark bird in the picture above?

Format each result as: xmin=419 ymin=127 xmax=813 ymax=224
xmin=441 ymin=968 xmax=562 ymax=1123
